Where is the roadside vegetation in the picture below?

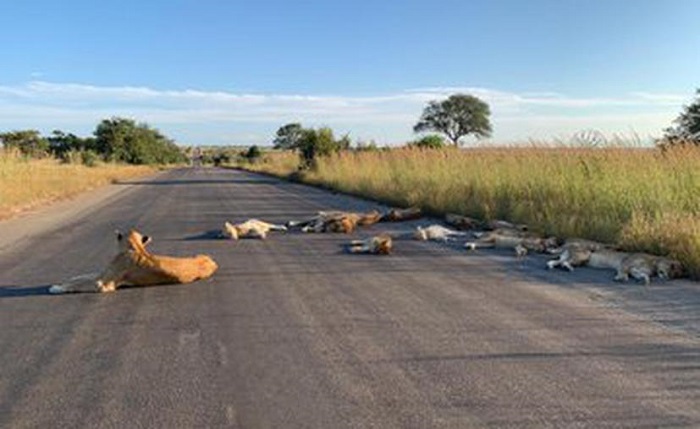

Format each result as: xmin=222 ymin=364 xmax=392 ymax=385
xmin=240 ymin=90 xmax=700 ymax=278
xmin=0 ymin=149 xmax=157 ymax=220
xmin=0 ymin=117 xmax=185 ymax=219
xmin=243 ymin=144 xmax=700 ymax=278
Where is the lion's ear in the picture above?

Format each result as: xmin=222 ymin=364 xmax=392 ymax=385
xmin=141 ymin=235 xmax=152 ymax=246
xmin=115 ymin=230 xmax=124 ymax=242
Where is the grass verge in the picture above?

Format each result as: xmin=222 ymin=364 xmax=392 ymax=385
xmin=0 ymin=151 xmax=158 ymax=220
xmin=243 ymin=145 xmax=700 ymax=279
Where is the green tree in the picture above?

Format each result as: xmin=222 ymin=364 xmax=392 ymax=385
xmin=47 ymin=130 xmax=97 ymax=157
xmin=243 ymin=145 xmax=262 ymax=161
xmin=0 ymin=130 xmax=49 ymax=158
xmin=273 ymin=122 xmax=304 ymax=150
xmin=94 ymin=117 xmax=185 ymax=164
xmin=297 ymin=127 xmax=344 ymax=169
xmin=661 ymin=88 xmax=700 ymax=146
xmin=413 ymin=93 xmax=492 ymax=146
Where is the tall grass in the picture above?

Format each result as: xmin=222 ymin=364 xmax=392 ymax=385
xmin=0 ymin=150 xmax=157 ymax=220
xmin=247 ymin=145 xmax=700 ymax=278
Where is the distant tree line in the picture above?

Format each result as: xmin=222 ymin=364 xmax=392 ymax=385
xmin=0 ymin=117 xmax=186 ymax=165
xmin=267 ymin=94 xmax=493 ymax=170
xmin=268 ymin=88 xmax=700 ymax=167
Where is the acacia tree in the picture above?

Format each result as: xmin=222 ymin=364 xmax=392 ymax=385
xmin=272 ymin=123 xmax=304 ymax=150
xmin=662 ymin=88 xmax=700 ymax=146
xmin=413 ymin=94 xmax=492 ymax=146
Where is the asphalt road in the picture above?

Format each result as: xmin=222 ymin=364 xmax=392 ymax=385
xmin=1 ymin=167 xmax=700 ymax=428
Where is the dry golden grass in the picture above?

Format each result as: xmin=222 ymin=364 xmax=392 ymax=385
xmin=0 ymin=150 xmax=158 ymax=220
xmin=248 ymin=145 xmax=700 ymax=278
xmin=242 ymin=150 xmax=299 ymax=177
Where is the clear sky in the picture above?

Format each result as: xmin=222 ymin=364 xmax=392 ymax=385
xmin=1 ymin=0 xmax=699 ymax=146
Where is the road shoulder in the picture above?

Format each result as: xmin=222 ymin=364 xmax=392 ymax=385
xmin=0 ymin=172 xmax=165 ymax=253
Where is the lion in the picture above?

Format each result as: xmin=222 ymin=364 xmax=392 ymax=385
xmin=49 ymin=230 xmax=218 ymax=294
xmin=550 ymin=245 xmax=684 ymax=284
xmin=546 ymin=238 xmax=612 ymax=271
xmin=485 ymin=220 xmax=528 ymax=232
xmin=381 ymin=207 xmax=423 ymax=222
xmin=413 ymin=224 xmax=468 ymax=242
xmin=223 ymin=219 xmax=287 ymax=240
xmin=444 ymin=213 xmax=481 ymax=230
xmin=346 ymin=234 xmax=393 ymax=255
xmin=465 ymin=228 xmax=559 ymax=254
xmin=613 ymin=253 xmax=684 ymax=285
xmin=287 ymin=210 xmax=382 ymax=234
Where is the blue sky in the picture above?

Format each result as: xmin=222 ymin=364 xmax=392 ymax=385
xmin=1 ymin=0 xmax=699 ymax=145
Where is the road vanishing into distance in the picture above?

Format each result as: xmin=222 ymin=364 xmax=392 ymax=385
xmin=1 ymin=167 xmax=700 ymax=428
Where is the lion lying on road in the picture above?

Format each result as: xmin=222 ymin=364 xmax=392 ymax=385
xmin=546 ymin=239 xmax=613 ymax=271
xmin=50 ymin=230 xmax=218 ymax=294
xmin=465 ymin=228 xmax=559 ymax=254
xmin=548 ymin=244 xmax=683 ymax=285
xmin=444 ymin=214 xmax=528 ymax=232
xmin=381 ymin=207 xmax=423 ymax=222
xmin=413 ymin=224 xmax=468 ymax=242
xmin=287 ymin=210 xmax=382 ymax=234
xmin=346 ymin=234 xmax=393 ymax=255
xmin=223 ymin=219 xmax=287 ymax=240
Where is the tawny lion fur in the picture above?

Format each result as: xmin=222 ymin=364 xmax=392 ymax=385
xmin=50 ymin=230 xmax=218 ymax=294
xmin=465 ymin=228 xmax=558 ymax=254
xmin=288 ymin=210 xmax=382 ymax=234
xmin=590 ymin=251 xmax=683 ymax=285
xmin=346 ymin=234 xmax=393 ymax=255
xmin=223 ymin=219 xmax=287 ymax=240
xmin=546 ymin=239 xmax=612 ymax=271
xmin=444 ymin=213 xmax=480 ymax=230
xmin=381 ymin=207 xmax=423 ymax=222
xmin=614 ymin=253 xmax=684 ymax=285
xmin=548 ymin=244 xmax=684 ymax=285
xmin=413 ymin=224 xmax=468 ymax=242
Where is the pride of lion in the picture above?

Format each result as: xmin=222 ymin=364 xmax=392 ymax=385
xmin=51 ymin=204 xmax=686 ymax=293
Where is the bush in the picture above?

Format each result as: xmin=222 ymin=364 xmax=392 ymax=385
xmin=298 ymin=127 xmax=345 ymax=169
xmin=408 ymin=134 xmax=446 ymax=149
xmin=242 ymin=145 xmax=262 ymax=162
xmin=80 ymin=150 xmax=99 ymax=167
xmin=0 ymin=130 xmax=50 ymax=158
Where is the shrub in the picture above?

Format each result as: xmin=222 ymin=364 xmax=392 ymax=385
xmin=408 ymin=134 xmax=446 ymax=149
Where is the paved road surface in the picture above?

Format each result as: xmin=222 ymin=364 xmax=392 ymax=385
xmin=1 ymin=167 xmax=699 ymax=428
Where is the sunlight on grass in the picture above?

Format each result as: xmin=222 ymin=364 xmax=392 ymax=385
xmin=0 ymin=150 xmax=158 ymax=220
xmin=247 ymin=144 xmax=700 ymax=278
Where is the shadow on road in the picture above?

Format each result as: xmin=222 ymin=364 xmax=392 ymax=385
xmin=114 ymin=179 xmax=278 ymax=186
xmin=182 ymin=230 xmax=226 ymax=241
xmin=0 ymin=285 xmax=52 ymax=298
